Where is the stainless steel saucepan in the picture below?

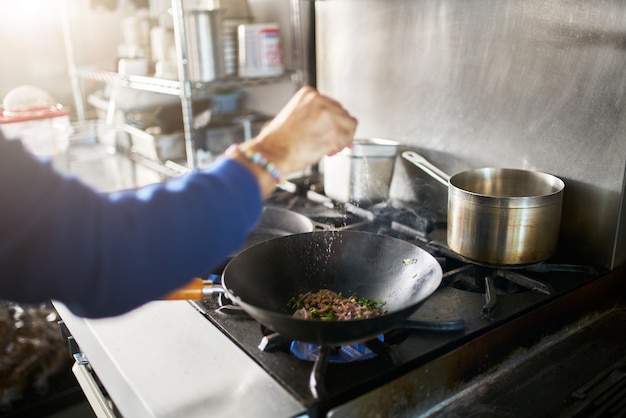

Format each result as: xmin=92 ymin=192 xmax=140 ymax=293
xmin=402 ymin=151 xmax=565 ymax=266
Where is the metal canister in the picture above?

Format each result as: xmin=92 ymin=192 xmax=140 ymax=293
xmin=323 ymin=138 xmax=399 ymax=204
xmin=184 ymin=9 xmax=226 ymax=82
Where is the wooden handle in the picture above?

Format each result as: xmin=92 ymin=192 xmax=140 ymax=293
xmin=162 ymin=277 xmax=206 ymax=300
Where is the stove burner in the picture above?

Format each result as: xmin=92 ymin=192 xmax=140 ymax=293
xmin=428 ymin=239 xmax=600 ymax=318
xmin=307 ymin=336 xmax=398 ymax=399
xmin=445 ymin=266 xmax=557 ymax=317
xmin=446 ymin=267 xmax=549 ymax=295
xmin=290 ymin=337 xmax=383 ymax=363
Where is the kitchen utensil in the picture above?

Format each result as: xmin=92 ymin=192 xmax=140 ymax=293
xmin=402 ymin=151 xmax=565 ymax=266
xmin=323 ymin=138 xmax=399 ymax=204
xmin=165 ymin=230 xmax=443 ymax=346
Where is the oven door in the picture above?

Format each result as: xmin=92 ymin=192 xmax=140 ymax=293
xmin=71 ymin=353 xmax=117 ymax=418
xmin=59 ymin=318 xmax=118 ymax=418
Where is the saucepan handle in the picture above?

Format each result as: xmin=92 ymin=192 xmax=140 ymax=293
xmin=401 ymin=151 xmax=451 ymax=187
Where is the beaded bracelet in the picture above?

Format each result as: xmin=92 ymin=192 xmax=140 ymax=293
xmin=233 ymin=144 xmax=282 ymax=183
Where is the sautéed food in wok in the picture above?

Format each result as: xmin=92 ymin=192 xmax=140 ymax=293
xmin=287 ymin=289 xmax=387 ymax=320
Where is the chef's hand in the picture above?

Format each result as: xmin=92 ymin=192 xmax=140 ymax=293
xmin=226 ymin=86 xmax=357 ymax=196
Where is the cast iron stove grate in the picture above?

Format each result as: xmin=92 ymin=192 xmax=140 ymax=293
xmin=425 ymin=239 xmax=599 ymax=320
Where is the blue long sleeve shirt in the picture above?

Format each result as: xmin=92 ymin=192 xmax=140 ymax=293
xmin=0 ymin=129 xmax=263 ymax=318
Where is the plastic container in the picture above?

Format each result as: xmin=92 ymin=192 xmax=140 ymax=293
xmin=210 ymin=90 xmax=244 ymax=113
xmin=0 ymin=108 xmax=72 ymax=174
xmin=123 ymin=124 xmax=185 ymax=162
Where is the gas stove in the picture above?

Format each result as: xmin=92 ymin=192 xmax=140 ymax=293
xmin=187 ymin=178 xmax=607 ymax=417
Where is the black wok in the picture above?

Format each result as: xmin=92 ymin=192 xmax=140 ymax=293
xmin=221 ymin=230 xmax=443 ymax=346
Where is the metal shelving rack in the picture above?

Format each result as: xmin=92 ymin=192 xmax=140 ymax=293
xmin=63 ymin=0 xmax=307 ymax=173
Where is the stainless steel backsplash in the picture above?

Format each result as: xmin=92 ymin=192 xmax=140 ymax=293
xmin=314 ymin=0 xmax=626 ymax=269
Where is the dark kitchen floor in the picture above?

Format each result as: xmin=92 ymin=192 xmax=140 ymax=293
xmin=432 ymin=307 xmax=626 ymax=417
xmin=0 ymin=299 xmax=94 ymax=418
xmin=0 ymin=370 xmax=95 ymax=418
xmin=46 ymin=400 xmax=95 ymax=418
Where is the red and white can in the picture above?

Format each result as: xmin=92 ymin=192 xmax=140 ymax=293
xmin=238 ymin=23 xmax=284 ymax=78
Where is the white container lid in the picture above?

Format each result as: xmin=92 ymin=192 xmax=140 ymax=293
xmin=2 ymin=85 xmax=61 ymax=116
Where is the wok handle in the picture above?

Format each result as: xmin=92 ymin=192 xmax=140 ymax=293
xmin=162 ymin=277 xmax=224 ymax=300
xmin=401 ymin=151 xmax=451 ymax=186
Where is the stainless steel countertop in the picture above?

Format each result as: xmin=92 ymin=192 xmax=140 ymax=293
xmin=55 ymin=143 xmax=306 ymax=418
